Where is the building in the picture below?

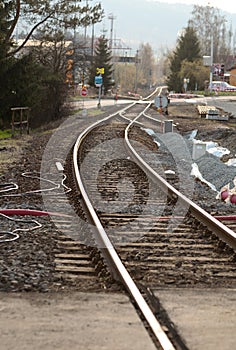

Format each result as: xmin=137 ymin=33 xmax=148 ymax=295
xmin=229 ymin=65 xmax=236 ymax=86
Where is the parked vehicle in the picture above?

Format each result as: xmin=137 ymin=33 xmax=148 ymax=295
xmin=208 ymin=81 xmax=236 ymax=91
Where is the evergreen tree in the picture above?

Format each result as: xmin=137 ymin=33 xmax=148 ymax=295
xmin=0 ymin=1 xmax=16 ymax=126
xmin=89 ymin=35 xmax=114 ymax=94
xmin=166 ymin=26 xmax=201 ymax=92
xmin=179 ymin=59 xmax=209 ymax=91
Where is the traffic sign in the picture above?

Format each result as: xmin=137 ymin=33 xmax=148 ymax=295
xmin=154 ymin=94 xmax=168 ymax=108
xmin=95 ymin=76 xmax=103 ymax=87
xmin=81 ymin=87 xmax=87 ymax=96
xmin=96 ymin=67 xmax=104 ymax=75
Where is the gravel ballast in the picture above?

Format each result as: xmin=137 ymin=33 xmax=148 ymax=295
xmin=0 ymin=102 xmax=236 ymax=292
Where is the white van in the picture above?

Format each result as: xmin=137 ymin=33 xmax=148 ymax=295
xmin=208 ymin=81 xmax=236 ymax=91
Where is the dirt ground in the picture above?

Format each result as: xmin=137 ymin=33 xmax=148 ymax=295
xmin=168 ymin=103 xmax=236 ymax=156
xmin=0 ymin=291 xmax=157 ymax=350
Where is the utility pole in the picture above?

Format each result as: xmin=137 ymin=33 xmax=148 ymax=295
xmin=108 ymin=13 xmax=116 ymax=51
xmin=91 ymin=22 xmax=95 ymax=57
xmin=108 ymin=13 xmax=116 ymax=83
xmin=209 ymin=34 xmax=214 ymax=93
xmin=135 ymin=50 xmax=139 ymax=93
xmin=84 ymin=0 xmax=88 ymax=42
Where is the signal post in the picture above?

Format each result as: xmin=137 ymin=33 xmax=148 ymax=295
xmin=95 ymin=67 xmax=104 ymax=108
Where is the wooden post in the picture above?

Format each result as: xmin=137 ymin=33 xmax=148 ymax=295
xmin=10 ymin=107 xmax=30 ymax=136
xmin=20 ymin=108 xmax=23 ymax=134
xmin=11 ymin=110 xmax=15 ymax=136
xmin=27 ymin=109 xmax=29 ymax=134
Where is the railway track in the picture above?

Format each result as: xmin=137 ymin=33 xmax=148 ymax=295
xmin=53 ymin=97 xmax=236 ymax=349
xmin=1 ymin=90 xmax=235 ymax=348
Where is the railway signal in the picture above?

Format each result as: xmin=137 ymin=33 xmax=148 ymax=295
xmin=95 ymin=68 xmax=104 ymax=108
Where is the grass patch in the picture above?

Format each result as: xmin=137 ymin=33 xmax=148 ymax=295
xmin=203 ymin=91 xmax=236 ymax=97
xmin=0 ymin=129 xmax=12 ymax=139
xmin=0 ymin=135 xmax=32 ymax=176
xmin=70 ymin=109 xmax=82 ymax=115
xmin=87 ymin=108 xmax=103 ymax=116
xmin=227 ymin=119 xmax=236 ymax=127
xmin=71 ymin=108 xmax=103 ymax=116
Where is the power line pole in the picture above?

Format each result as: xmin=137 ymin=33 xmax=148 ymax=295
xmin=135 ymin=50 xmax=139 ymax=93
xmin=108 ymin=13 xmax=116 ymax=50
xmin=209 ymin=34 xmax=214 ymax=93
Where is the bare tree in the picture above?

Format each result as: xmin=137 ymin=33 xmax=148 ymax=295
xmin=138 ymin=43 xmax=156 ymax=89
xmin=2 ymin=0 xmax=103 ymax=58
xmin=188 ymin=4 xmax=233 ymax=64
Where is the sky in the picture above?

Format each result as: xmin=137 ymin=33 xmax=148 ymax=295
xmin=152 ymin=0 xmax=236 ymax=14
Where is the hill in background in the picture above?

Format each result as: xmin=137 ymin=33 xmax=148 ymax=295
xmin=96 ymin=0 xmax=236 ymax=55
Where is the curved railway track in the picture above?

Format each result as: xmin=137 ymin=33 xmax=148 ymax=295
xmin=51 ymin=95 xmax=236 ymax=349
xmin=1 ymin=88 xmax=235 ymax=349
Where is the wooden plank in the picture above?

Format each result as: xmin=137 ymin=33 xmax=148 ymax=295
xmin=11 ymin=107 xmax=30 ymax=111
xmin=55 ymin=266 xmax=95 ymax=273
xmin=54 ymin=273 xmax=97 ymax=280
xmin=197 ymin=105 xmax=218 ymax=115
xmin=55 ymin=259 xmax=91 ymax=265
xmin=54 ymin=253 xmax=90 ymax=259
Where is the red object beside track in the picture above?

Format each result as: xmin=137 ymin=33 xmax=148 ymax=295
xmin=0 ymin=209 xmax=71 ymax=217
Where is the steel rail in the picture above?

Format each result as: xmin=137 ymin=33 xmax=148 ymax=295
xmin=73 ymin=103 xmax=176 ymax=350
xmin=124 ymin=106 xmax=236 ymax=250
xmin=143 ymin=111 xmax=177 ymax=130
